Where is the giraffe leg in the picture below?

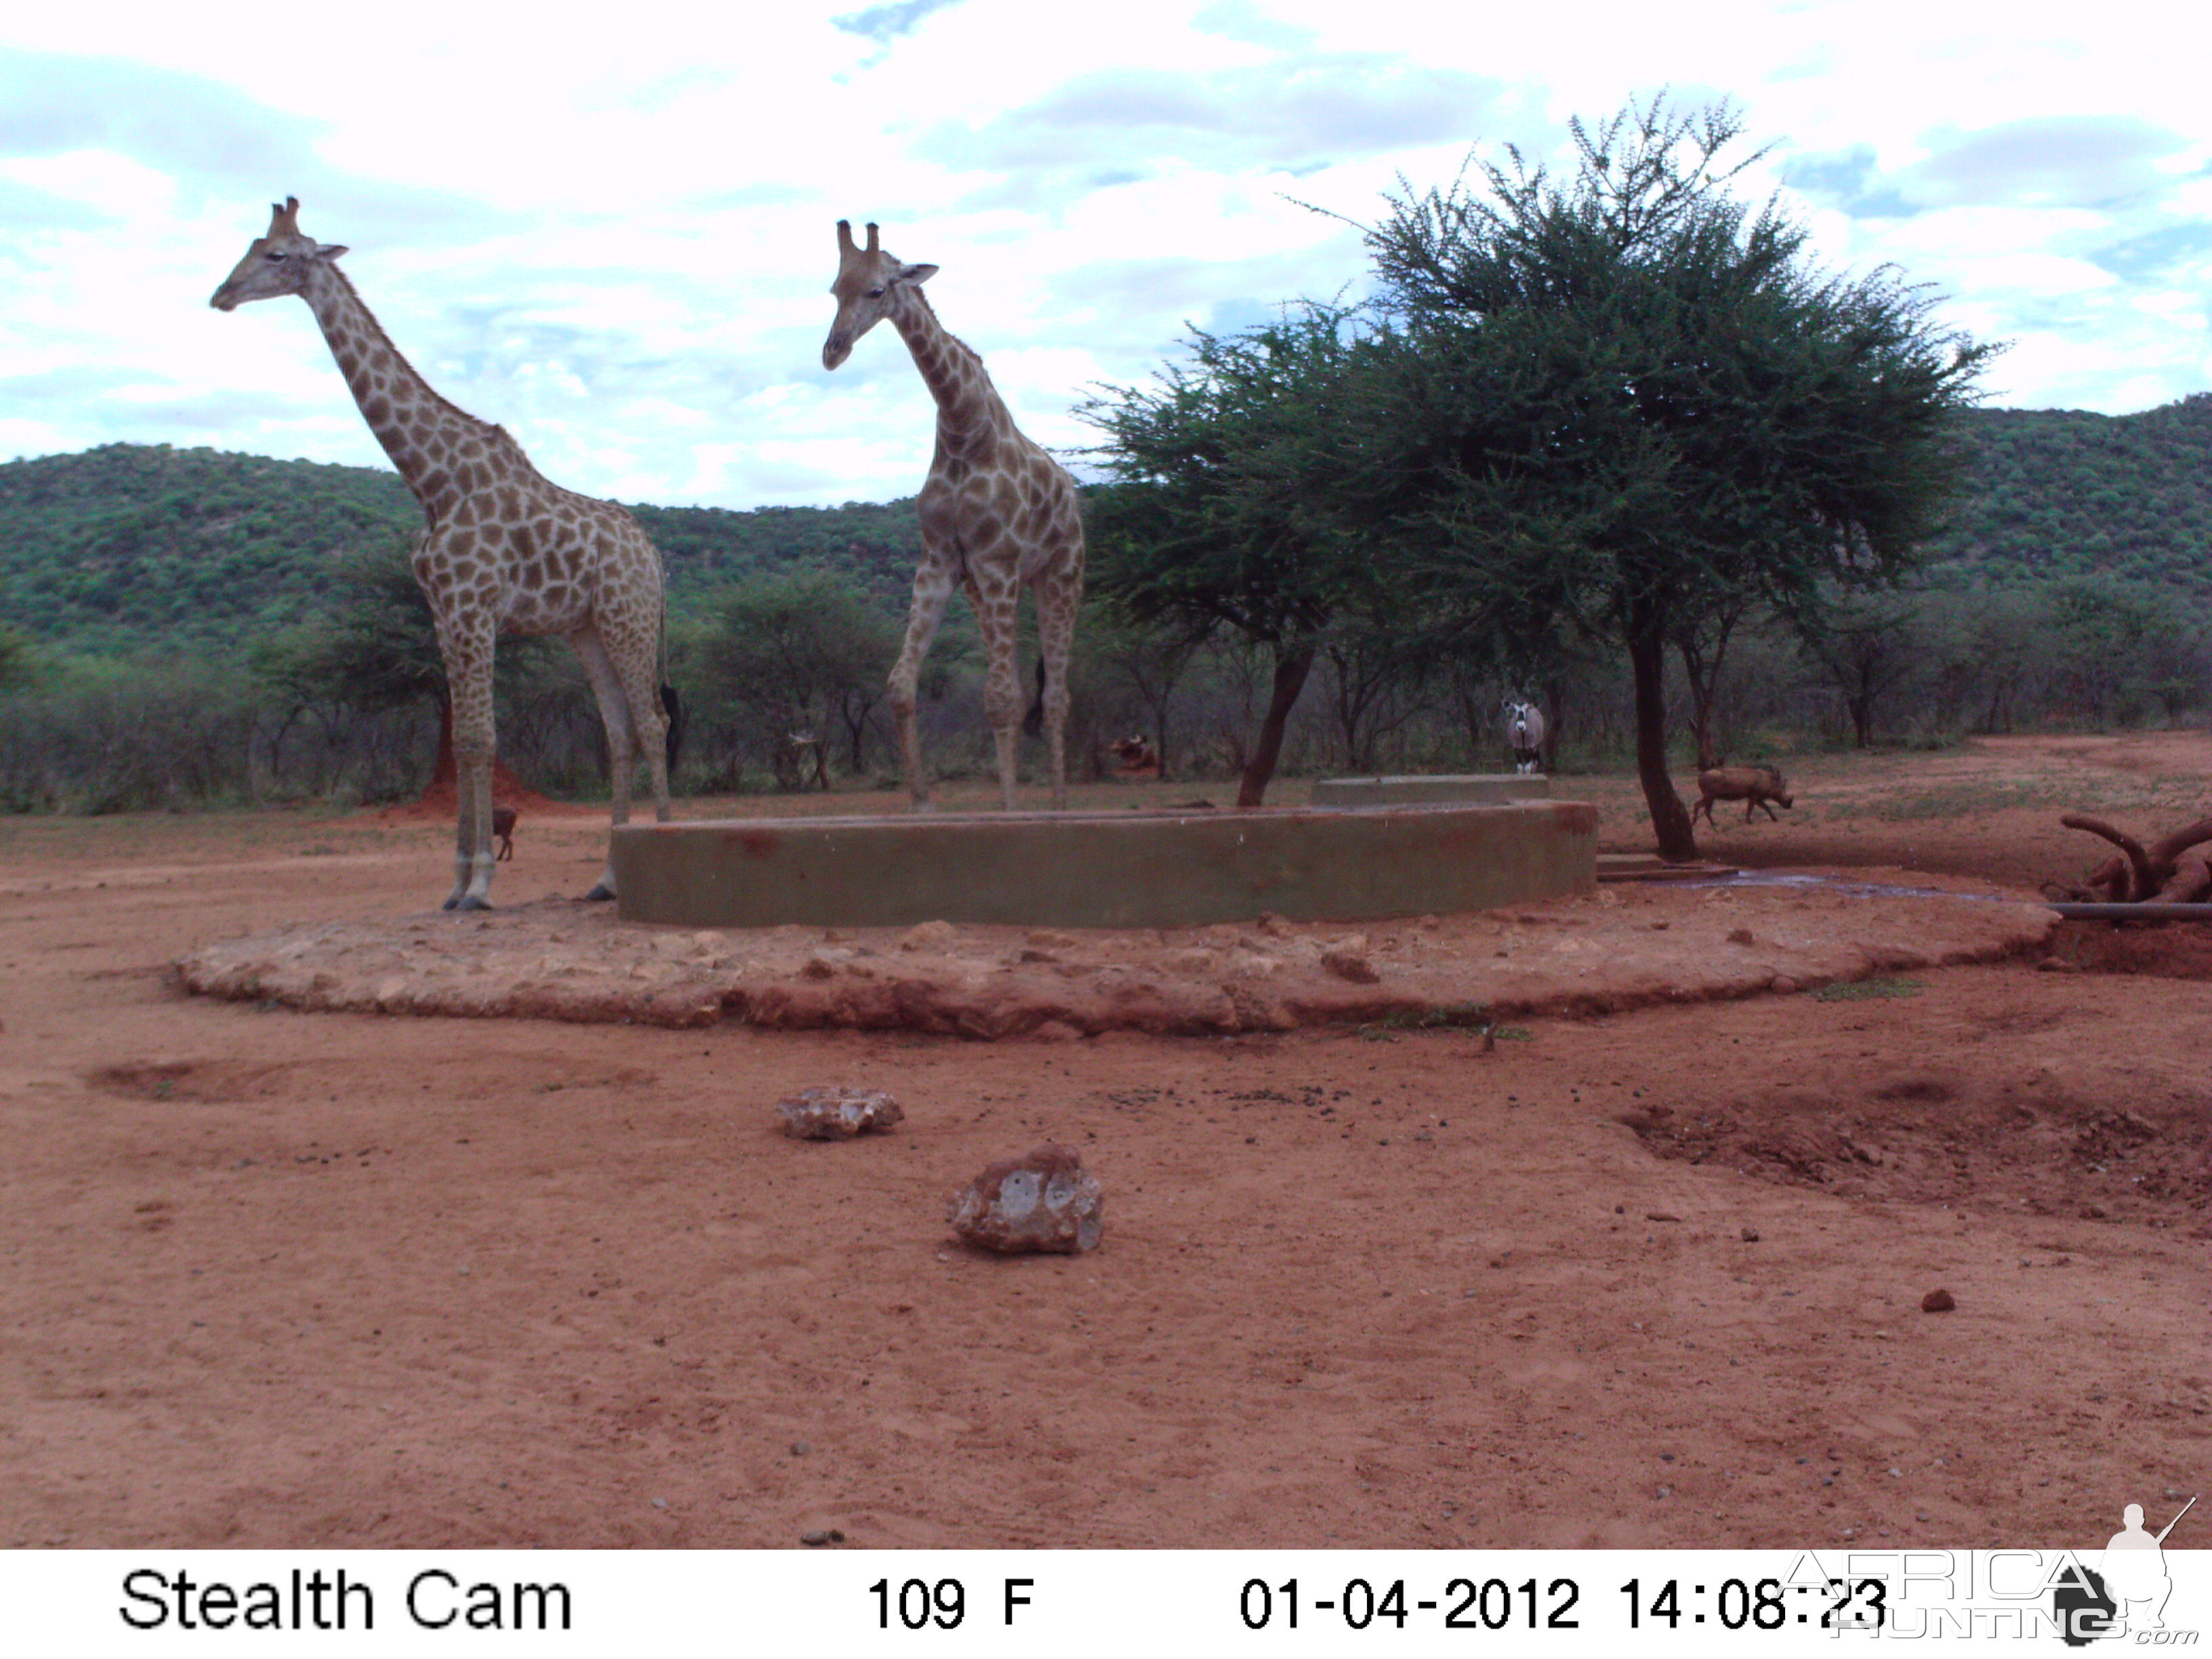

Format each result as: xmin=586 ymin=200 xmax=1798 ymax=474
xmin=569 ymin=626 xmax=651 ymax=901
xmin=1036 ymin=557 xmax=1082 ymax=813
xmin=971 ymin=571 xmax=1023 ymax=811
xmin=888 ymin=558 xmax=958 ymax=812
xmin=441 ymin=620 xmax=500 ymax=912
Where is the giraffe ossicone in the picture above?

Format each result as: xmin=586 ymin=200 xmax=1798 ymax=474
xmin=823 ymin=218 xmax=1084 ymax=812
xmin=211 ymin=197 xmax=677 ymax=910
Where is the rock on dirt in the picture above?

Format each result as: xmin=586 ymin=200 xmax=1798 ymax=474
xmin=948 ymin=1144 xmax=1103 ymax=1254
xmin=1921 ymin=1288 xmax=1957 ymax=1313
xmin=1320 ymin=940 xmax=1380 ymax=983
xmin=777 ymin=1086 xmax=904 ymax=1139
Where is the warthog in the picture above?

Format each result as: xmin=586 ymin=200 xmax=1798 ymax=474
xmin=1106 ymin=735 xmax=1162 ymax=779
xmin=1692 ymin=765 xmax=1793 ymax=826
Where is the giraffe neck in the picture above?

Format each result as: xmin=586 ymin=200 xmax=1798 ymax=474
xmin=298 ymin=262 xmax=506 ymax=521
xmin=886 ymin=286 xmax=1001 ymax=444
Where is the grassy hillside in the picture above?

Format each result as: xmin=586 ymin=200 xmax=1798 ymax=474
xmin=0 ymin=443 xmax=922 ymax=655
xmin=5 ymin=392 xmax=2210 ymax=653
xmin=1922 ymin=393 xmax=2212 ymax=594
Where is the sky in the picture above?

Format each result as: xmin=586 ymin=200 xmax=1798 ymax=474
xmin=2 ymin=0 xmax=2208 ymax=510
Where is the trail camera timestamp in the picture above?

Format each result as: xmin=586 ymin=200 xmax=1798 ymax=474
xmin=1239 ymin=1576 xmax=1582 ymax=1632
xmin=1620 ymin=1576 xmax=1889 ymax=1630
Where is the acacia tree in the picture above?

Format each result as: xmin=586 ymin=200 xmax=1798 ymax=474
xmin=1080 ymin=304 xmax=1388 ymax=806
xmin=1360 ymin=98 xmax=1993 ymax=857
xmin=1080 ymin=599 xmax=1205 ymax=780
xmin=708 ymin=569 xmax=899 ymax=788
xmin=259 ymin=539 xmax=561 ymax=800
xmin=1795 ymin=588 xmax=1921 ymax=747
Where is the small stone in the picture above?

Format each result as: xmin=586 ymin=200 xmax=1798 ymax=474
xmin=777 ymin=1086 xmax=904 ymax=1140
xmin=800 ymin=1529 xmax=831 ymax=1546
xmin=901 ymin=920 xmax=958 ymax=951
xmin=1921 ymin=1288 xmax=1956 ymax=1313
xmin=790 ymin=1441 xmax=811 ymax=1456
xmin=1645 ymin=1211 xmax=1682 ymax=1223
xmin=1741 ymin=1225 xmax=1761 ymax=1242
xmin=1727 ymin=926 xmax=1755 ymax=945
xmin=1320 ymin=946 xmax=1379 ymax=984
xmin=1256 ymin=912 xmax=1296 ymax=939
xmin=947 ymin=1144 xmax=1103 ymax=1254
xmin=1025 ymin=929 xmax=1076 ymax=949
xmin=799 ymin=952 xmax=838 ymax=979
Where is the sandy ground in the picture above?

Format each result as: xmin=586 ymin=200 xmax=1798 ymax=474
xmin=3 ymin=735 xmax=2208 ymax=1550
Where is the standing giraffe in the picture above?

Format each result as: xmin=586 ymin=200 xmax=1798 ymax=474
xmin=210 ymin=198 xmax=673 ymax=910
xmin=822 ymin=220 xmax=1084 ymax=811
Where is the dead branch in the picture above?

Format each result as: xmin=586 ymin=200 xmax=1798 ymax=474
xmin=2057 ymin=813 xmax=2212 ymax=906
xmin=2154 ymin=848 xmax=2212 ymax=904
xmin=2061 ymin=814 xmax=2155 ymax=901
xmin=2148 ymin=815 xmax=2212 ymax=868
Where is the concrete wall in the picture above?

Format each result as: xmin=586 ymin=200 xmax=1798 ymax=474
xmin=613 ymin=801 xmax=1597 ymax=930
xmin=1310 ymin=774 xmax=1551 ymax=806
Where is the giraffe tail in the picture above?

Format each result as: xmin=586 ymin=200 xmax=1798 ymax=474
xmin=655 ymin=586 xmax=684 ymax=774
xmin=661 ymin=684 xmax=685 ymax=773
xmin=1023 ymin=655 xmax=1047 ymax=739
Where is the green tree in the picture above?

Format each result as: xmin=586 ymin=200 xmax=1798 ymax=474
xmin=1080 ymin=304 xmax=1387 ymax=805
xmin=1080 ymin=600 xmax=1205 ymax=781
xmin=707 ymin=569 xmax=899 ymax=788
xmin=0 ymin=624 xmax=35 ymax=693
xmin=262 ymin=538 xmax=558 ymax=795
xmin=1359 ymin=98 xmax=1994 ymax=855
xmin=1795 ymin=589 xmax=1920 ymax=747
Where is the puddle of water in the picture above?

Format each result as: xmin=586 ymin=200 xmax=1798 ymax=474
xmin=1682 ymin=871 xmax=2021 ymax=905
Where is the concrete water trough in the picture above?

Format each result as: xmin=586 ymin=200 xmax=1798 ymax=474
xmin=611 ymin=799 xmax=1597 ymax=931
xmin=1309 ymin=773 xmax=1551 ymax=806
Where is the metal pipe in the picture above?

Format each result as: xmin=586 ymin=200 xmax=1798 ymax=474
xmin=2049 ymin=903 xmax=2212 ymax=921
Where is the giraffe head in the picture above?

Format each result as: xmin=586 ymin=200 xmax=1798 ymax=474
xmin=209 ymin=197 xmax=349 ymax=312
xmin=821 ymin=220 xmax=938 ymax=370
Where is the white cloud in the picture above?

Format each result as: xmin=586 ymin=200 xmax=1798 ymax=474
xmin=2 ymin=0 xmax=2209 ymax=506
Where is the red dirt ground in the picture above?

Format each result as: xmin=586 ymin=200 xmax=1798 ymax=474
xmin=3 ymin=734 xmax=2207 ymax=1550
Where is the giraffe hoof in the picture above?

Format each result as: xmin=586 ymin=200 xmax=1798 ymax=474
xmin=583 ymin=884 xmax=616 ymax=902
xmin=453 ymin=895 xmax=493 ymax=912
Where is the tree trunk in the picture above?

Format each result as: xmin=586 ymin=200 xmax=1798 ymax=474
xmin=1847 ymin=692 xmax=1874 ymax=749
xmin=1627 ymin=602 xmax=1698 ymax=861
xmin=1676 ymin=601 xmax=1743 ymax=773
xmin=1236 ymin=642 xmax=1315 ymax=808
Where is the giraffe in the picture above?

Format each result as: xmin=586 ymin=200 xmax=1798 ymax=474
xmin=822 ymin=220 xmax=1084 ymax=811
xmin=210 ymin=197 xmax=673 ymax=910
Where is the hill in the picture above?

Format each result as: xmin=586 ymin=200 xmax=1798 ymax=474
xmin=4 ymin=393 xmax=2210 ymax=655
xmin=1921 ymin=393 xmax=2212 ymax=594
xmin=0 ymin=443 xmax=922 ymax=655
